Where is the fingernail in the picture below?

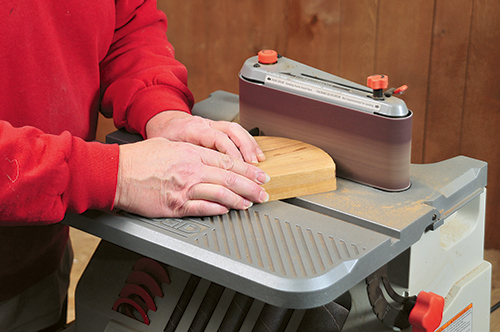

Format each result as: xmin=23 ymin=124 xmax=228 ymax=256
xmin=260 ymin=190 xmax=270 ymax=203
xmin=257 ymin=152 xmax=266 ymax=161
xmin=244 ymin=200 xmax=253 ymax=209
xmin=257 ymin=171 xmax=271 ymax=184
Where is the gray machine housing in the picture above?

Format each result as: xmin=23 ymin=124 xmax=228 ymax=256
xmin=65 ymin=91 xmax=488 ymax=331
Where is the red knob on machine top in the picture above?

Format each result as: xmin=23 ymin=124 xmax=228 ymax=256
xmin=258 ymin=50 xmax=278 ymax=64
xmin=409 ymin=291 xmax=445 ymax=332
xmin=367 ymin=74 xmax=389 ymax=90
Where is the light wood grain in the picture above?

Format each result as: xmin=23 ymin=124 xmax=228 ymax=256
xmin=423 ymin=0 xmax=472 ymax=163
xmin=254 ymin=136 xmax=336 ymax=201
xmin=461 ymin=0 xmax=500 ymax=249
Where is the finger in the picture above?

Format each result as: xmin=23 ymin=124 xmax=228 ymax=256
xmin=209 ymin=121 xmax=266 ymax=164
xmin=209 ymin=121 xmax=265 ymax=163
xmin=187 ymin=124 xmax=244 ymax=161
xmin=188 ymin=183 xmax=255 ymax=211
xmin=209 ymin=130 xmax=246 ymax=161
xmin=197 ymin=167 xmax=269 ymax=204
xmin=199 ymin=150 xmax=270 ymax=186
xmin=181 ymin=199 xmax=230 ymax=217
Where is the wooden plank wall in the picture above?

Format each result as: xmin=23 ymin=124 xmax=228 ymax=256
xmin=98 ymin=0 xmax=500 ymax=248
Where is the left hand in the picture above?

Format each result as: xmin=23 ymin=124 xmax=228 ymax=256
xmin=145 ymin=111 xmax=266 ymax=164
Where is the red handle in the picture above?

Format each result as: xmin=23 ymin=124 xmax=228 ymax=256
xmin=409 ymin=291 xmax=445 ymax=332
xmin=394 ymin=84 xmax=408 ymax=95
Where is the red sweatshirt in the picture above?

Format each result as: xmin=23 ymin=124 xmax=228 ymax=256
xmin=0 ymin=0 xmax=194 ymax=301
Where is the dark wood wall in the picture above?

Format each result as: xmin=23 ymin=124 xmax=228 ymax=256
xmin=98 ymin=0 xmax=500 ymax=248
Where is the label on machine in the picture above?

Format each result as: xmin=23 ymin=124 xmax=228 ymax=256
xmin=264 ymin=74 xmax=381 ymax=113
xmin=436 ymin=303 xmax=473 ymax=332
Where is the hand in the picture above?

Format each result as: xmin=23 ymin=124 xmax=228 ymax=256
xmin=145 ymin=111 xmax=266 ymax=164
xmin=113 ymin=137 xmax=270 ymax=218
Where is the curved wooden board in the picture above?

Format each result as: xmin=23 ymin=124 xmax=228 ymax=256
xmin=255 ymin=136 xmax=336 ymax=201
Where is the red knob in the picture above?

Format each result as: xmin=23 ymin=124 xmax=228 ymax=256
xmin=409 ymin=291 xmax=445 ymax=332
xmin=367 ymin=75 xmax=389 ymax=90
xmin=258 ymin=50 xmax=278 ymax=64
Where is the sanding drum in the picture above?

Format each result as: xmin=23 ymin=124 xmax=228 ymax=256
xmin=239 ymin=51 xmax=412 ymax=191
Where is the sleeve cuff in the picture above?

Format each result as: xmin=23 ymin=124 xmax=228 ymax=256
xmin=64 ymin=139 xmax=120 ymax=213
xmin=126 ymin=85 xmax=193 ymax=138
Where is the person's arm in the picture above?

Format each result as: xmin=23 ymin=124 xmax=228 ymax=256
xmin=0 ymin=118 xmax=269 ymax=224
xmin=99 ymin=0 xmax=193 ymax=138
xmin=0 ymin=121 xmax=118 ymax=226
xmin=100 ymin=0 xmax=264 ymax=164
xmin=99 ymin=0 xmax=269 ymax=217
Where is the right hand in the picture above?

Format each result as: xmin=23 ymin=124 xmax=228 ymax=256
xmin=113 ymin=137 xmax=270 ymax=218
xmin=145 ymin=111 xmax=266 ymax=164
